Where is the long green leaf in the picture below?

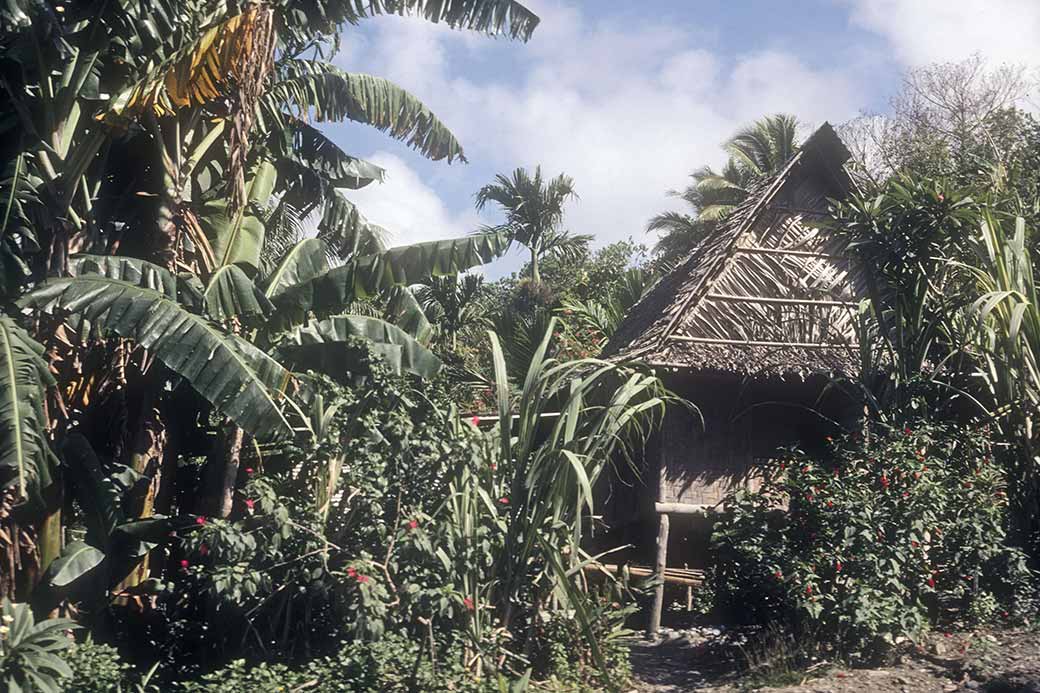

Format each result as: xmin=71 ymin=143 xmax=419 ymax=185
xmin=45 ymin=541 xmax=105 ymax=588
xmin=0 ymin=315 xmax=55 ymax=505
xmin=270 ymin=230 xmax=511 ymax=328
xmin=21 ymin=277 xmax=293 ymax=440
xmin=280 ymin=315 xmax=441 ymax=378
xmin=203 ymin=264 xmax=273 ymax=321
xmin=262 ymin=61 xmax=466 ymax=163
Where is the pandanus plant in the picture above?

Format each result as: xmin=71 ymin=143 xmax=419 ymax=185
xmin=0 ymin=0 xmax=539 ymax=600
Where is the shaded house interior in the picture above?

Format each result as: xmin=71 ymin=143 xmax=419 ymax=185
xmin=596 ymin=123 xmax=867 ymax=632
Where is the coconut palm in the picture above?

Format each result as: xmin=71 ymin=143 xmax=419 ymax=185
xmin=475 ymin=167 xmax=591 ymax=284
xmin=649 ymin=114 xmax=800 ymax=262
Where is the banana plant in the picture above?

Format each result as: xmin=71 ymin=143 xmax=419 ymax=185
xmin=0 ymin=0 xmax=539 ymax=598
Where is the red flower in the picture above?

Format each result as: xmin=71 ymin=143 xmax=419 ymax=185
xmin=195 ymin=516 xmax=207 ymax=525
xmin=244 ymin=499 xmax=254 ymax=510
xmin=880 ymin=474 xmax=889 ymax=489
xmin=245 ymin=468 xmax=254 ymax=475
xmin=902 ymin=492 xmax=909 ymax=498
xmin=937 ymin=193 xmax=945 ymax=202
xmin=904 ymin=427 xmax=912 ymax=435
xmin=471 ymin=416 xmax=481 ymax=427
xmin=347 ymin=567 xmax=357 ymax=578
xmin=357 ymin=574 xmax=370 ymax=584
xmin=1002 ymin=611 xmax=1010 ymax=619
xmin=463 ymin=597 xmax=475 ymax=611
xmin=489 ymin=462 xmax=497 ymax=471
xmin=180 ymin=559 xmax=189 ymax=569
xmin=498 ymin=497 xmax=509 ymax=505
xmin=963 ymin=482 xmax=973 ymax=489
xmin=911 ymin=540 xmax=919 ymax=548
xmin=774 ymin=570 xmax=783 ymax=580
xmin=801 ymin=465 xmax=810 ymax=473
xmin=805 ymin=585 xmax=813 ymax=596
xmin=199 ymin=544 xmax=209 ymax=556
xmin=914 ymin=472 xmax=921 ymax=480
xmin=805 ymin=494 xmax=814 ymax=502
xmin=835 ymin=561 xmax=843 ymax=573
xmin=827 ymin=501 xmax=833 ymax=508
xmin=408 ymin=519 xmax=418 ymax=530
xmin=928 ymin=577 xmax=936 ymax=588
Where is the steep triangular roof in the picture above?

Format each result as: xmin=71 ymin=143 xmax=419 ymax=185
xmin=604 ymin=123 xmax=865 ymax=377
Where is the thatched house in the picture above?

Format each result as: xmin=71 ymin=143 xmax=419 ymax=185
xmin=599 ymin=123 xmax=865 ymax=632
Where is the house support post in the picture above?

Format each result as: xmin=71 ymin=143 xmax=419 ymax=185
xmin=648 ymin=511 xmax=669 ymax=637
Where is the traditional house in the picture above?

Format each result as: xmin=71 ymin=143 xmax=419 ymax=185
xmin=598 ymin=123 xmax=866 ymax=633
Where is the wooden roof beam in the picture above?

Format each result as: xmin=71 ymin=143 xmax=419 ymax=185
xmin=667 ymin=335 xmax=855 ymax=349
xmin=704 ymin=293 xmax=858 ymax=308
xmin=737 ymin=246 xmax=848 ymax=260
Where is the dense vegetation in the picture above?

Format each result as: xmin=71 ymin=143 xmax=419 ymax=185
xmin=1 ymin=0 xmax=1039 ymax=689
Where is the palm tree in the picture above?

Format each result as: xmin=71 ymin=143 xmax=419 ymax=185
xmin=649 ymin=114 xmax=800 ymax=263
xmin=475 ymin=167 xmax=590 ymax=284
xmin=416 ymin=274 xmax=487 ymax=351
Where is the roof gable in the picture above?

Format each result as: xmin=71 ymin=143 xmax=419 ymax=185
xmin=604 ymin=123 xmax=865 ymax=377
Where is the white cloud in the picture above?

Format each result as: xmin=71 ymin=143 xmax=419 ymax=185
xmin=346 ymin=152 xmax=480 ymax=249
xmin=845 ymin=0 xmax=1040 ymax=67
xmin=333 ymin=2 xmax=864 ymax=260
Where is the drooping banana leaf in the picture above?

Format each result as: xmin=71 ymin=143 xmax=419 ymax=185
xmin=263 ymin=237 xmax=330 ymax=299
xmin=280 ymin=315 xmax=441 ymax=379
xmin=197 ymin=160 xmax=278 ymax=274
xmin=69 ymin=254 xmax=178 ymax=298
xmin=203 ymin=264 xmax=273 ymax=322
xmin=270 ymin=120 xmax=385 ymax=189
xmin=261 ymin=61 xmax=466 ymax=163
xmin=274 ymin=0 xmax=540 ymax=49
xmin=105 ymin=6 xmax=272 ymax=119
xmin=317 ymin=189 xmax=388 ymax=258
xmin=0 ymin=315 xmax=56 ymax=506
xmin=270 ymin=229 xmax=511 ymax=328
xmin=384 ymin=286 xmax=433 ymax=343
xmin=44 ymin=541 xmax=107 ymax=588
xmin=21 ymin=277 xmax=294 ymax=440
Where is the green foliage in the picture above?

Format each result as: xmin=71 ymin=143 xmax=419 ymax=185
xmin=0 ymin=315 xmax=57 ymax=508
xmin=712 ymin=423 xmax=1035 ymax=663
xmin=0 ymin=600 xmax=76 ymax=692
xmin=61 ymin=640 xmax=131 ymax=693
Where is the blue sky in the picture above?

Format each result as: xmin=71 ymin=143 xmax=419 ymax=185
xmin=319 ymin=0 xmax=1040 ymax=277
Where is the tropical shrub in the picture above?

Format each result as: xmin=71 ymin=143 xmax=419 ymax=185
xmin=712 ymin=422 xmax=1034 ymax=663
xmin=60 ymin=640 xmax=132 ymax=693
xmin=0 ymin=600 xmax=75 ymax=692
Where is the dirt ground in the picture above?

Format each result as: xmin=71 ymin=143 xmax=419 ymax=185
xmin=627 ymin=626 xmax=1040 ymax=693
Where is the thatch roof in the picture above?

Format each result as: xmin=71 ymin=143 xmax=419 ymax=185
xmin=604 ymin=123 xmax=864 ymax=378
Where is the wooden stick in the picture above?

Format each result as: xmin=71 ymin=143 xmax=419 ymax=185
xmin=648 ymin=513 xmax=669 ymax=637
xmin=704 ymin=293 xmax=858 ymax=308
xmin=666 ymin=335 xmax=854 ymax=349
xmin=655 ymin=501 xmax=713 ymax=515
xmin=737 ymin=246 xmax=847 ymax=260
xmin=685 ymin=563 xmax=693 ymax=611
xmin=584 ymin=563 xmax=703 ymax=587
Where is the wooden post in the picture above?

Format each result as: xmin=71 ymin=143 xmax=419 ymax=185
xmin=648 ymin=511 xmax=669 ymax=637
xmin=685 ymin=562 xmax=692 ymax=611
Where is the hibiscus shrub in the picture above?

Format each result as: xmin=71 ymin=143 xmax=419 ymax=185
xmin=711 ymin=422 xmax=1034 ymax=663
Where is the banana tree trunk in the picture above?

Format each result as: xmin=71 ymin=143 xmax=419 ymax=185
xmin=201 ymin=424 xmax=245 ymax=518
xmin=112 ymin=397 xmax=167 ymax=598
